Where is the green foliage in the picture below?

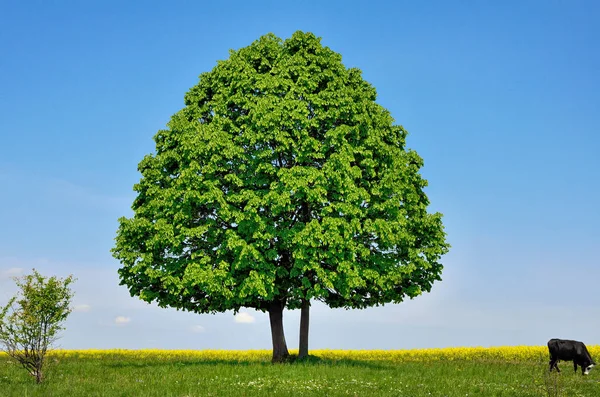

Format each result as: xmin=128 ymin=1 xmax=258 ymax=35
xmin=0 ymin=269 xmax=74 ymax=383
xmin=113 ymin=31 xmax=449 ymax=316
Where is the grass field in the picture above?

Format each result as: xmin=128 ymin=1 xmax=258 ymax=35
xmin=1 ymin=347 xmax=599 ymax=396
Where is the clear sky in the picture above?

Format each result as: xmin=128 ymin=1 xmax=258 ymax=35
xmin=1 ymin=0 xmax=599 ymax=350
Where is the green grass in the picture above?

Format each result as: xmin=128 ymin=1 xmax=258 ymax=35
xmin=1 ymin=352 xmax=599 ymax=396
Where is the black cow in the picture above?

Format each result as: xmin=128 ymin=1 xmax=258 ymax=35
xmin=548 ymin=338 xmax=596 ymax=375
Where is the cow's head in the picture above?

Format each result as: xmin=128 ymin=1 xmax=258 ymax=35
xmin=584 ymin=363 xmax=595 ymax=375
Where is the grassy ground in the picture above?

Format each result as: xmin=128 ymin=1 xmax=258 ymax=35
xmin=1 ymin=349 xmax=599 ymax=396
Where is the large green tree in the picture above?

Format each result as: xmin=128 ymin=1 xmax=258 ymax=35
xmin=113 ymin=31 xmax=449 ymax=362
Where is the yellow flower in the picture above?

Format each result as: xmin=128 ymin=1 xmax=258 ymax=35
xmin=4 ymin=345 xmax=596 ymax=363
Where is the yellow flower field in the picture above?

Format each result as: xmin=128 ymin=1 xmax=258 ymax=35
xmin=5 ymin=345 xmax=594 ymax=363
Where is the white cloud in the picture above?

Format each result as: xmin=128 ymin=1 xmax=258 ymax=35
xmin=0 ymin=267 xmax=23 ymax=280
xmin=73 ymin=304 xmax=91 ymax=313
xmin=190 ymin=325 xmax=205 ymax=333
xmin=234 ymin=312 xmax=256 ymax=324
xmin=114 ymin=316 xmax=131 ymax=325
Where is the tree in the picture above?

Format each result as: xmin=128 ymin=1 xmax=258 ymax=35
xmin=113 ymin=31 xmax=449 ymax=362
xmin=0 ymin=269 xmax=74 ymax=383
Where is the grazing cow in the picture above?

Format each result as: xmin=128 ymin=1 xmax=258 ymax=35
xmin=548 ymin=338 xmax=596 ymax=375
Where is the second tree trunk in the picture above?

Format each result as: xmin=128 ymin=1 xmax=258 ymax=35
xmin=298 ymin=299 xmax=310 ymax=359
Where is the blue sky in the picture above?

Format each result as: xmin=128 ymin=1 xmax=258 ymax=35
xmin=1 ymin=0 xmax=599 ymax=350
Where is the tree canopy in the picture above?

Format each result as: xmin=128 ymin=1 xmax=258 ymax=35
xmin=113 ymin=31 xmax=449 ymax=361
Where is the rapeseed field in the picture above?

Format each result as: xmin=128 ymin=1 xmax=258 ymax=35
xmin=45 ymin=345 xmax=600 ymax=362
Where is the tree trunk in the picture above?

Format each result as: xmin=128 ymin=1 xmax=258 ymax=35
xmin=268 ymin=300 xmax=289 ymax=363
xmin=298 ymin=299 xmax=310 ymax=359
xmin=33 ymin=369 xmax=43 ymax=383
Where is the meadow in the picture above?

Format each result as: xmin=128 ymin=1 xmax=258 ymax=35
xmin=1 ymin=347 xmax=599 ymax=396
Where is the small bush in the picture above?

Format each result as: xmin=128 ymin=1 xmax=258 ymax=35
xmin=0 ymin=269 xmax=74 ymax=383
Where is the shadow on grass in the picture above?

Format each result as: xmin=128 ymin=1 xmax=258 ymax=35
xmin=99 ymin=354 xmax=393 ymax=371
xmin=293 ymin=354 xmax=392 ymax=370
